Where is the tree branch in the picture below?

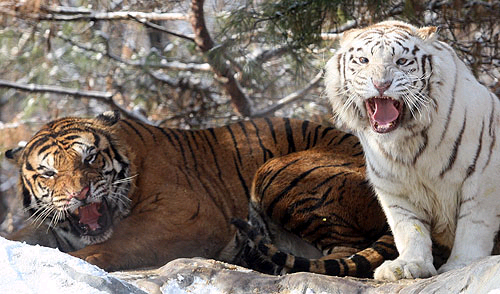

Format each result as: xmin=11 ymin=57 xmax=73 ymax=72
xmin=57 ymin=33 xmax=212 ymax=72
xmin=190 ymin=0 xmax=253 ymax=117
xmin=0 ymin=7 xmax=188 ymax=22
xmin=251 ymin=69 xmax=324 ymax=117
xmin=0 ymin=79 xmax=151 ymax=124
xmin=128 ymin=14 xmax=196 ymax=42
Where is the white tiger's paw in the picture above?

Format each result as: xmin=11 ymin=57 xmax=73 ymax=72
xmin=374 ymin=259 xmax=437 ymax=281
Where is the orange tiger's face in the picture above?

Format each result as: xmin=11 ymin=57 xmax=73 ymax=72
xmin=326 ymin=21 xmax=438 ymax=134
xmin=11 ymin=115 xmax=132 ymax=245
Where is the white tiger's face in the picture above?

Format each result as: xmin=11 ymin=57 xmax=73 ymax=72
xmin=325 ymin=21 xmax=437 ymax=134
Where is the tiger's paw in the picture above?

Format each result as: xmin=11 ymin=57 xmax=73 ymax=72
xmin=374 ymin=258 xmax=437 ymax=281
xmin=69 ymin=251 xmax=115 ymax=271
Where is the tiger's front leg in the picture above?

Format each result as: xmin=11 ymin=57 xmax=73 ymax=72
xmin=373 ymin=192 xmax=436 ymax=281
xmin=69 ymin=203 xmax=231 ymax=271
xmin=438 ymin=182 xmax=500 ymax=273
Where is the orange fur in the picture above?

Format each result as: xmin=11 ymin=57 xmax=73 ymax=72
xmin=7 ymin=111 xmax=348 ymax=271
xmin=233 ymin=137 xmax=397 ymax=277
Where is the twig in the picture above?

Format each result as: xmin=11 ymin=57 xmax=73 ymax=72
xmin=0 ymin=79 xmax=151 ymax=124
xmin=251 ymin=69 xmax=324 ymax=117
xmin=56 ymin=33 xmax=211 ymax=72
xmin=127 ymin=14 xmax=196 ymax=42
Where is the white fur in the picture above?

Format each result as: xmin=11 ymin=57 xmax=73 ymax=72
xmin=325 ymin=21 xmax=500 ymax=281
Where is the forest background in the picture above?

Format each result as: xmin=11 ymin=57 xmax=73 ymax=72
xmin=0 ymin=0 xmax=499 ymax=233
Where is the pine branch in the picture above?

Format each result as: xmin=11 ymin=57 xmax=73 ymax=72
xmin=0 ymin=79 xmax=151 ymax=124
xmin=252 ymin=69 xmax=324 ymax=117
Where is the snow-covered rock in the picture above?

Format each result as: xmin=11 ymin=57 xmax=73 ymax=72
xmin=114 ymin=257 xmax=500 ymax=294
xmin=3 ymin=235 xmax=500 ymax=294
xmin=0 ymin=237 xmax=144 ymax=294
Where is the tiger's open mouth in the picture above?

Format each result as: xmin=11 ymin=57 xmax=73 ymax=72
xmin=365 ymin=97 xmax=403 ymax=133
xmin=69 ymin=199 xmax=112 ymax=236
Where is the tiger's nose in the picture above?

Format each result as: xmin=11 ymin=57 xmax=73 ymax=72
xmin=373 ymin=80 xmax=392 ymax=96
xmin=70 ymin=187 xmax=89 ymax=200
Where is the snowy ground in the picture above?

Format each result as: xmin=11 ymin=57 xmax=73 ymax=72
xmin=0 ymin=236 xmax=144 ymax=294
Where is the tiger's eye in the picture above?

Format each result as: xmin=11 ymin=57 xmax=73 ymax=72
xmin=84 ymin=153 xmax=97 ymax=165
xmin=396 ymin=58 xmax=408 ymax=65
xmin=42 ymin=170 xmax=56 ymax=178
xmin=359 ymin=57 xmax=369 ymax=64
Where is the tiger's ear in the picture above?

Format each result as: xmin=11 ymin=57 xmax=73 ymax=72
xmin=5 ymin=146 xmax=24 ymax=165
xmin=96 ymin=110 xmax=120 ymax=126
xmin=417 ymin=26 xmax=438 ymax=41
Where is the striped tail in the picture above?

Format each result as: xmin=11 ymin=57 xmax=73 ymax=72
xmin=231 ymin=218 xmax=397 ymax=278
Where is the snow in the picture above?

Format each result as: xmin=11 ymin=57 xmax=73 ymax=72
xmin=0 ymin=236 xmax=132 ymax=294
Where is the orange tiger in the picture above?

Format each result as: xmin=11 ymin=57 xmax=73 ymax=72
xmin=232 ymin=133 xmax=398 ymax=278
xmin=5 ymin=111 xmax=357 ymax=271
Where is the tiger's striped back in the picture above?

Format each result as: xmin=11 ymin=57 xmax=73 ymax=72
xmin=232 ymin=136 xmax=397 ymax=278
xmin=114 ymin=117 xmax=353 ymax=218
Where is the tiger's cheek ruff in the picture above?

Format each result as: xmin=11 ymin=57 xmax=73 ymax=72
xmin=326 ymin=29 xmax=436 ymax=135
xmin=17 ymin=123 xmax=133 ymax=246
xmin=326 ymin=20 xmax=500 ymax=281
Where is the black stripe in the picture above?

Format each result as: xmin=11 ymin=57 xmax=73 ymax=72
xmin=324 ymin=259 xmax=341 ymax=276
xmin=336 ymin=133 xmax=353 ymax=145
xmin=169 ymin=129 xmax=187 ymax=166
xmin=264 ymin=117 xmax=277 ymax=144
xmin=182 ymin=131 xmax=198 ymax=170
xmin=440 ymin=114 xmax=467 ymax=177
xmin=311 ymin=172 xmax=344 ymax=191
xmin=135 ymin=121 xmax=157 ymax=143
xmin=311 ymin=125 xmax=321 ymax=147
xmin=466 ymin=120 xmax=484 ymax=178
xmin=483 ymin=97 xmax=497 ymax=172
xmin=200 ymin=131 xmax=223 ymax=180
xmin=437 ymin=59 xmax=458 ymax=146
xmin=233 ymin=155 xmax=250 ymax=199
xmin=271 ymin=251 xmax=288 ymax=267
xmin=121 ymin=120 xmax=145 ymax=143
xmin=349 ymin=254 xmax=372 ymax=277
xmin=266 ymin=165 xmax=329 ymax=218
xmin=284 ymin=118 xmax=296 ymax=153
xmin=260 ymin=158 xmax=300 ymax=202
xmin=226 ymin=125 xmax=243 ymax=166
xmin=320 ymin=127 xmax=334 ymax=139
xmin=154 ymin=126 xmax=176 ymax=146
xmin=249 ymin=120 xmax=273 ymax=162
xmin=292 ymin=256 xmax=311 ymax=271
xmin=301 ymin=120 xmax=309 ymax=140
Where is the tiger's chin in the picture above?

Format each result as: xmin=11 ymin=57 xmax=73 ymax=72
xmin=365 ymin=97 xmax=403 ymax=133
xmin=67 ymin=199 xmax=115 ymax=245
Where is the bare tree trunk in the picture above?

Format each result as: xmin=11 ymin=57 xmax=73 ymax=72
xmin=189 ymin=0 xmax=253 ymax=117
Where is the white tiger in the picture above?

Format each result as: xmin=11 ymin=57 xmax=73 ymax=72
xmin=324 ymin=20 xmax=500 ymax=281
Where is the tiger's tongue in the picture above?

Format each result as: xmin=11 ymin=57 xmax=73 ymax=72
xmin=79 ymin=203 xmax=102 ymax=231
xmin=373 ymin=99 xmax=399 ymax=124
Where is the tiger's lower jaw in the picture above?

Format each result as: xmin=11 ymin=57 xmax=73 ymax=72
xmin=68 ymin=199 xmax=114 ymax=244
xmin=365 ymin=97 xmax=403 ymax=133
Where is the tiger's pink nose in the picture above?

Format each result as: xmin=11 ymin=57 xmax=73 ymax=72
xmin=373 ymin=80 xmax=392 ymax=96
xmin=70 ymin=187 xmax=89 ymax=200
